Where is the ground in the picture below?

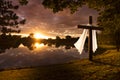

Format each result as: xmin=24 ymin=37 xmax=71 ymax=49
xmin=0 ymin=45 xmax=120 ymax=80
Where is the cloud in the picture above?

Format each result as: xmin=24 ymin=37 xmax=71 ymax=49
xmin=16 ymin=0 xmax=98 ymax=37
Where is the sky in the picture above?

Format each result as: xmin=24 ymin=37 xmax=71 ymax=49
xmin=16 ymin=0 xmax=98 ymax=38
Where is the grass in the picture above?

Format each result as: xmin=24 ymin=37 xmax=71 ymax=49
xmin=0 ymin=45 xmax=120 ymax=80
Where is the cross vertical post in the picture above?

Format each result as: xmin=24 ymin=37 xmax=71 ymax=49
xmin=88 ymin=16 xmax=93 ymax=61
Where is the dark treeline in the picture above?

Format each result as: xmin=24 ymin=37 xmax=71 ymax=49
xmin=0 ymin=34 xmax=85 ymax=53
xmin=0 ymin=34 xmax=21 ymax=53
xmin=41 ymin=36 xmax=80 ymax=49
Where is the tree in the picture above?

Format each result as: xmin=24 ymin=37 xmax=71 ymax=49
xmin=56 ymin=36 xmax=61 ymax=40
xmin=42 ymin=0 xmax=120 ymax=50
xmin=0 ymin=0 xmax=28 ymax=35
xmin=29 ymin=33 xmax=34 ymax=38
xmin=65 ymin=35 xmax=71 ymax=39
xmin=19 ymin=0 xmax=28 ymax=5
xmin=42 ymin=0 xmax=84 ymax=14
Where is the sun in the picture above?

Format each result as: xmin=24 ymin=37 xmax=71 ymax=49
xmin=34 ymin=33 xmax=48 ymax=39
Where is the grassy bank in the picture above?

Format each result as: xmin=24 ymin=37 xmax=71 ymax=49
xmin=0 ymin=45 xmax=120 ymax=80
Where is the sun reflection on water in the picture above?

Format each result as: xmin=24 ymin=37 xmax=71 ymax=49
xmin=34 ymin=43 xmax=44 ymax=49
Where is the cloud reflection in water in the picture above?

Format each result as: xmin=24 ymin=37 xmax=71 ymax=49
xmin=0 ymin=43 xmax=88 ymax=69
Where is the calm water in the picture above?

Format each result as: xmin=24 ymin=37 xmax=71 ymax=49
xmin=0 ymin=43 xmax=88 ymax=69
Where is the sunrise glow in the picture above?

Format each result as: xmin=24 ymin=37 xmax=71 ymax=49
xmin=34 ymin=33 xmax=49 ymax=39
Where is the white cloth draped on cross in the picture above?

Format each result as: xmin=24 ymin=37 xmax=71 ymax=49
xmin=74 ymin=29 xmax=98 ymax=54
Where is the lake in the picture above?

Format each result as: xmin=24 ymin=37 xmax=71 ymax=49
xmin=0 ymin=42 xmax=88 ymax=70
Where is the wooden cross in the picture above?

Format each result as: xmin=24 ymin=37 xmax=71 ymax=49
xmin=78 ymin=16 xmax=103 ymax=61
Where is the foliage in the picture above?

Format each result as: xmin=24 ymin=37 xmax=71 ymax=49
xmin=0 ymin=0 xmax=28 ymax=34
xmin=19 ymin=0 xmax=28 ymax=5
xmin=42 ymin=0 xmax=85 ymax=14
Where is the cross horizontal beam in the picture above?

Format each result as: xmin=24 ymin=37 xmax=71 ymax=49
xmin=78 ymin=25 xmax=104 ymax=30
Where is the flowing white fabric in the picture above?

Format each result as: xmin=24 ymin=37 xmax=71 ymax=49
xmin=74 ymin=29 xmax=88 ymax=54
xmin=92 ymin=30 xmax=98 ymax=52
xmin=74 ymin=29 xmax=98 ymax=54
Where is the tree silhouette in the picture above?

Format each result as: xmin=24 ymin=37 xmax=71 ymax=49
xmin=56 ymin=36 xmax=61 ymax=40
xmin=29 ymin=33 xmax=34 ymax=38
xmin=0 ymin=0 xmax=28 ymax=35
xmin=19 ymin=0 xmax=28 ymax=5
xmin=65 ymin=35 xmax=71 ymax=40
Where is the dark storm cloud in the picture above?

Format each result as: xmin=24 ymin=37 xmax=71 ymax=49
xmin=16 ymin=0 xmax=98 ymax=37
